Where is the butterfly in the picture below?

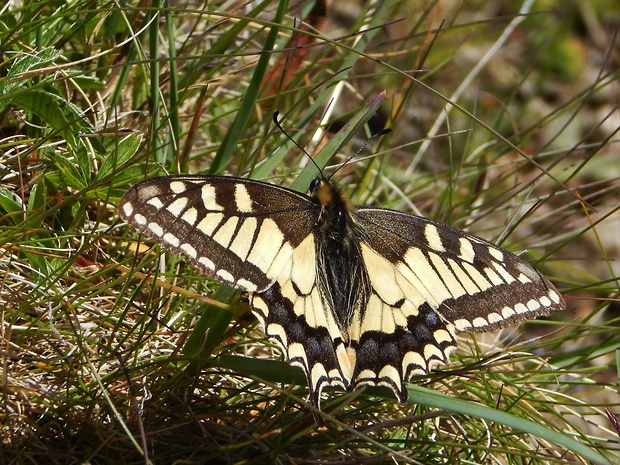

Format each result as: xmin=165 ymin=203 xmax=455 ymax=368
xmin=119 ymin=173 xmax=564 ymax=409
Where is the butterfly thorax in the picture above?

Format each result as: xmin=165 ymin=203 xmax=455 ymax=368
xmin=309 ymin=179 xmax=370 ymax=332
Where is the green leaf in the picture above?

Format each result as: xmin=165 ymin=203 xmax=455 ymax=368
xmin=66 ymin=74 xmax=106 ymax=90
xmin=47 ymin=152 xmax=87 ymax=191
xmin=96 ymin=134 xmax=143 ymax=182
xmin=7 ymin=88 xmax=92 ymax=151
xmin=26 ymin=182 xmax=47 ymax=230
xmin=0 ymin=48 xmax=60 ymax=98
xmin=0 ymin=188 xmax=23 ymax=224
xmin=183 ymin=286 xmax=236 ymax=359
xmin=215 ymin=354 xmax=306 ymax=387
xmin=409 ymin=385 xmax=611 ymax=465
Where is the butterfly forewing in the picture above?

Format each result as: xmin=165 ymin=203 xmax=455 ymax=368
xmin=120 ymin=176 xmax=319 ymax=292
xmin=120 ymin=175 xmax=565 ymax=410
xmin=355 ymin=208 xmax=564 ymax=332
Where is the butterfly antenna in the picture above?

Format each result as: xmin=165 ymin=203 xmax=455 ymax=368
xmin=329 ymin=127 xmax=392 ymax=180
xmin=273 ymin=111 xmax=324 ymax=177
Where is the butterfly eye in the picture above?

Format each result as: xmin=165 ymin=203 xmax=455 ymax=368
xmin=309 ymin=178 xmax=321 ymax=193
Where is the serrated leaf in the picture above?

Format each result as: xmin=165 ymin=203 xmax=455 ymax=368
xmin=0 ymin=48 xmax=61 ymax=97
xmin=96 ymin=134 xmax=142 ymax=182
xmin=7 ymin=88 xmax=92 ymax=151
xmin=47 ymin=153 xmax=87 ymax=191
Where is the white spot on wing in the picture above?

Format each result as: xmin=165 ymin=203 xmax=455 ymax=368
xmin=198 ymin=256 xmax=215 ymax=270
xmin=454 ymin=318 xmax=472 ymax=331
xmin=311 ymin=363 xmax=328 ymax=385
xmin=134 ymin=213 xmax=146 ymax=226
xmin=196 ymin=212 xmax=224 ymax=236
xmin=514 ymin=303 xmax=529 ymax=314
xmin=237 ymin=278 xmax=257 ymax=292
xmin=458 ymin=238 xmax=476 ymax=263
xmin=166 ymin=197 xmax=188 ymax=216
xmin=355 ymin=369 xmax=377 ymax=383
xmin=216 ymin=269 xmax=234 ymax=283
xmin=228 ymin=217 xmax=257 ymax=260
xmin=250 ymin=295 xmax=268 ymax=323
xmin=148 ymin=222 xmax=164 ymax=237
xmin=501 ymin=306 xmax=515 ymax=318
xmin=488 ymin=247 xmax=504 ymax=261
xmin=180 ymin=243 xmax=197 ymax=258
xmin=266 ymin=322 xmax=288 ymax=346
xmin=201 ymin=184 xmax=223 ymax=211
xmin=423 ymin=343 xmax=444 ymax=361
xmin=169 ymin=181 xmax=186 ymax=193
xmin=549 ymin=290 xmax=561 ymax=304
xmin=527 ymin=299 xmax=541 ymax=311
xmin=432 ymin=329 xmax=453 ymax=344
xmin=163 ymin=233 xmax=180 ymax=247
xmin=212 ymin=217 xmax=239 ymax=248
xmin=246 ymin=218 xmax=285 ymax=272
xmin=147 ymin=197 xmax=164 ymax=209
xmin=138 ymin=185 xmax=160 ymax=202
xmin=181 ymin=207 xmax=198 ymax=226
xmin=402 ymin=350 xmax=427 ymax=373
xmin=424 ymin=224 xmax=445 ymax=252
xmin=122 ymin=203 xmax=134 ymax=216
xmin=287 ymin=342 xmax=307 ymax=365
xmin=234 ymin=184 xmax=254 ymax=213
xmin=378 ymin=365 xmax=400 ymax=385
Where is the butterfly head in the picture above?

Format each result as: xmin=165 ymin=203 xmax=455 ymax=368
xmin=308 ymin=177 xmax=350 ymax=209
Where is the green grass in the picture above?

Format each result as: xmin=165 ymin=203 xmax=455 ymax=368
xmin=1 ymin=0 xmax=619 ymax=463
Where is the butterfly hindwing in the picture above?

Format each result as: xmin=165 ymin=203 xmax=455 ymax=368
xmin=252 ymin=283 xmax=351 ymax=408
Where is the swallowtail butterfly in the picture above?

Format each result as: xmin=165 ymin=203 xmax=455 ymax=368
xmin=120 ymin=174 xmax=564 ymax=408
